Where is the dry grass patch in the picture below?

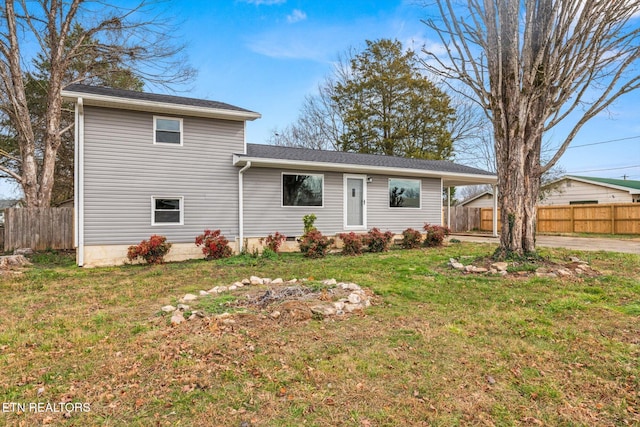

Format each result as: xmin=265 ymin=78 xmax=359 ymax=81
xmin=0 ymin=245 xmax=638 ymax=426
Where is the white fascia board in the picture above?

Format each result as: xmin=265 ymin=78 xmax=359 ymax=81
xmin=61 ymin=90 xmax=261 ymax=122
xmin=546 ymin=176 xmax=639 ymax=195
xmin=232 ymin=155 xmax=498 ymax=185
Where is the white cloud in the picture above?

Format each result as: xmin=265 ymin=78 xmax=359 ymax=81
xmin=240 ymin=0 xmax=286 ymax=5
xmin=287 ymin=9 xmax=307 ymax=24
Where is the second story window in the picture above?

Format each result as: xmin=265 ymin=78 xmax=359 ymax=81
xmin=154 ymin=116 xmax=183 ymax=145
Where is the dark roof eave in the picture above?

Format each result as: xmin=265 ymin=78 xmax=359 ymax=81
xmin=61 ymin=84 xmax=261 ymax=121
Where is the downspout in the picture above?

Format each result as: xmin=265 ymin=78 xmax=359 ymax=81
xmin=75 ymin=97 xmax=85 ymax=266
xmin=492 ymin=184 xmax=499 ymax=237
xmin=238 ymin=161 xmax=251 ymax=253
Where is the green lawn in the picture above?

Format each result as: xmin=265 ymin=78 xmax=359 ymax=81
xmin=0 ymin=243 xmax=638 ymax=426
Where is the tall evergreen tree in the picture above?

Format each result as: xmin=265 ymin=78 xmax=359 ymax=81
xmin=270 ymin=39 xmax=456 ymax=160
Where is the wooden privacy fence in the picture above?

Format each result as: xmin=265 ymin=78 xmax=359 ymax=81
xmin=473 ymin=203 xmax=640 ymax=235
xmin=3 ymin=207 xmax=74 ymax=252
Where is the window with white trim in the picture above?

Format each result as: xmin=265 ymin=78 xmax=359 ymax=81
xmin=152 ymin=197 xmax=183 ymax=225
xmin=154 ymin=116 xmax=183 ymax=145
xmin=282 ymin=174 xmax=324 ymax=207
xmin=389 ymin=178 xmax=421 ymax=208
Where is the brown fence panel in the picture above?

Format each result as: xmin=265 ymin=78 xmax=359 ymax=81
xmin=537 ymin=206 xmax=573 ymax=233
xmin=4 ymin=208 xmax=74 ymax=251
xmin=480 ymin=208 xmax=501 ymax=232
xmin=466 ymin=203 xmax=640 ymax=235
xmin=614 ymin=204 xmax=640 ymax=234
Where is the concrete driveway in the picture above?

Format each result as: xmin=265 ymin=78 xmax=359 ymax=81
xmin=450 ymin=234 xmax=640 ymax=255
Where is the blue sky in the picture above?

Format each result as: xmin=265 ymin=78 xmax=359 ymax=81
xmin=2 ymin=0 xmax=639 ymax=198
xmin=176 ymin=0 xmax=640 ymax=180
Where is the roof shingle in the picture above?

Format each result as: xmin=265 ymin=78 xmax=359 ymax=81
xmin=242 ymin=143 xmax=495 ymax=177
xmin=63 ymin=84 xmax=257 ymax=114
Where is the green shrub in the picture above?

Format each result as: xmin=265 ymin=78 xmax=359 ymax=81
xmin=195 ymin=229 xmax=233 ymax=260
xmin=365 ymin=228 xmax=394 ymax=253
xmin=299 ymin=230 xmax=334 ymax=258
xmin=338 ymin=232 xmax=365 ymax=256
xmin=401 ymin=228 xmax=423 ymax=249
xmin=302 ymin=213 xmax=317 ymax=235
xmin=261 ymin=247 xmax=279 ymax=260
xmin=127 ymin=235 xmax=172 ymax=264
xmin=423 ymin=223 xmax=451 ymax=247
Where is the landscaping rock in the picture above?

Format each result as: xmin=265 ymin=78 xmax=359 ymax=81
xmin=250 ymin=276 xmax=264 ymax=285
xmin=0 ymin=255 xmax=32 ymax=269
xmin=171 ymin=311 xmax=185 ymax=325
xmin=241 ymin=278 xmax=251 ymax=285
xmin=451 ymin=262 xmax=465 ymax=270
xmin=199 ymin=290 xmax=209 ymax=296
xmin=339 ymin=283 xmax=361 ymax=291
xmin=556 ymin=268 xmax=573 ymax=277
xmin=491 ymin=262 xmax=508 ymax=272
xmin=271 ymin=278 xmax=284 ymax=284
xmin=344 ymin=303 xmax=363 ymax=313
xmin=323 ymin=278 xmax=337 ymax=286
xmin=161 ymin=305 xmax=176 ymax=313
xmin=180 ymin=293 xmax=198 ymax=303
xmin=347 ymin=293 xmax=362 ymax=304
xmin=177 ymin=304 xmax=190 ymax=311
xmin=13 ymin=248 xmax=34 ymax=256
xmin=311 ymin=304 xmax=336 ymax=316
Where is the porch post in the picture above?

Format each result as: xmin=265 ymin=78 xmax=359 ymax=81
xmin=447 ymin=186 xmax=452 ymax=229
xmin=492 ymin=184 xmax=498 ymax=237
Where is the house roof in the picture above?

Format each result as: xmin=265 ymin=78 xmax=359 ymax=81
xmin=0 ymin=199 xmax=22 ymax=209
xmin=459 ymin=190 xmax=494 ymax=206
xmin=544 ymin=175 xmax=640 ymax=195
xmin=61 ymin=84 xmax=261 ymax=122
xmin=234 ymin=144 xmax=497 ymax=187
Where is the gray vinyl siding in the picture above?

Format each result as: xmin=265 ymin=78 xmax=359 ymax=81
xmin=242 ymin=168 xmax=442 ymax=237
xmin=243 ymin=169 xmax=343 ymax=237
xmin=83 ymin=106 xmax=243 ymax=245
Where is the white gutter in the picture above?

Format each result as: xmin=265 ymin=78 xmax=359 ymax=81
xmin=75 ymin=97 xmax=85 ymax=266
xmin=238 ymin=161 xmax=252 ymax=253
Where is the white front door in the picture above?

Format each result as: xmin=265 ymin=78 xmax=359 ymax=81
xmin=344 ymin=174 xmax=367 ymax=229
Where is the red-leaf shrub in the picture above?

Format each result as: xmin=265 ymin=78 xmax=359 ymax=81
xmin=260 ymin=232 xmax=287 ymax=254
xmin=365 ymin=228 xmax=394 ymax=253
xmin=338 ymin=232 xmax=365 ymax=256
xmin=298 ymin=230 xmax=334 ymax=258
xmin=195 ymin=229 xmax=232 ymax=260
xmin=422 ymin=223 xmax=451 ymax=247
xmin=401 ymin=228 xmax=423 ymax=249
xmin=127 ymin=235 xmax=172 ymax=264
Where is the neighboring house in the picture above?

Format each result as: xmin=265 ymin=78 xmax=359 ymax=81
xmin=458 ymin=191 xmax=494 ymax=208
xmin=62 ymin=84 xmax=497 ymax=267
xmin=0 ymin=199 xmax=23 ymax=225
xmin=540 ymin=176 xmax=640 ymax=205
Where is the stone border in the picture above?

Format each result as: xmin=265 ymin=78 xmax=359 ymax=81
xmin=160 ymin=277 xmax=372 ymax=325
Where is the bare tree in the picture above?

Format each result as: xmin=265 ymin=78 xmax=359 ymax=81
xmin=424 ymin=0 xmax=640 ymax=258
xmin=0 ymin=0 xmax=195 ymax=207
